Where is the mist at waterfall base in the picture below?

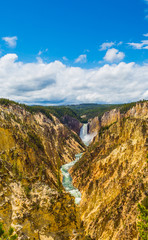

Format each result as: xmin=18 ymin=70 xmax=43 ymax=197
xmin=80 ymin=123 xmax=97 ymax=146
xmin=61 ymin=124 xmax=96 ymax=204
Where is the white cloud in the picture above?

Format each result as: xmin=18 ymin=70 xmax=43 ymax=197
xmin=38 ymin=49 xmax=48 ymax=56
xmin=62 ymin=56 xmax=68 ymax=61
xmin=74 ymin=54 xmax=87 ymax=63
xmin=117 ymin=41 xmax=123 ymax=46
xmin=38 ymin=51 xmax=42 ymax=56
xmin=103 ymin=48 xmax=125 ymax=62
xmin=0 ymin=53 xmax=147 ymax=105
xmin=143 ymin=33 xmax=148 ymax=37
xmin=100 ymin=42 xmax=115 ymax=51
xmin=128 ymin=42 xmax=143 ymax=49
xmin=128 ymin=40 xmax=148 ymax=49
xmin=2 ymin=36 xmax=18 ymax=48
xmin=144 ymin=0 xmax=148 ymax=19
xmin=36 ymin=57 xmax=43 ymax=63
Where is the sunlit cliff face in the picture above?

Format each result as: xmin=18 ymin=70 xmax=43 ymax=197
xmin=70 ymin=102 xmax=148 ymax=240
xmin=0 ymin=103 xmax=85 ymax=240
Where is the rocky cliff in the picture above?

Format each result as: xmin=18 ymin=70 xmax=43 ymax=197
xmin=88 ymin=102 xmax=148 ymax=135
xmin=71 ymin=101 xmax=148 ymax=240
xmin=88 ymin=108 xmax=122 ymax=135
xmin=125 ymin=101 xmax=148 ymax=119
xmin=88 ymin=117 xmax=100 ymax=134
xmin=61 ymin=115 xmax=82 ymax=135
xmin=0 ymin=103 xmax=85 ymax=240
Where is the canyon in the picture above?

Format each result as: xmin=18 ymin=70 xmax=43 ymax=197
xmin=0 ymin=100 xmax=147 ymax=240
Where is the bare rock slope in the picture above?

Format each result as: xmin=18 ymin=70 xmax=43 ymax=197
xmin=0 ymin=103 xmax=85 ymax=240
xmin=71 ymin=102 xmax=148 ymax=240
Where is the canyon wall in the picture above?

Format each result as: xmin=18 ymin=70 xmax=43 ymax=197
xmin=71 ymin=101 xmax=148 ymax=240
xmin=88 ymin=109 xmax=122 ymax=135
xmin=61 ymin=115 xmax=82 ymax=135
xmin=88 ymin=102 xmax=148 ymax=134
xmin=0 ymin=103 xmax=85 ymax=240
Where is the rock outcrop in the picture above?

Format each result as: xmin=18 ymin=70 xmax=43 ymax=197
xmin=88 ymin=102 xmax=148 ymax=134
xmin=126 ymin=101 xmax=148 ymax=119
xmin=0 ymin=103 xmax=85 ymax=239
xmin=88 ymin=108 xmax=122 ymax=135
xmin=61 ymin=115 xmax=82 ymax=135
xmin=71 ymin=101 xmax=148 ymax=240
xmin=88 ymin=117 xmax=100 ymax=134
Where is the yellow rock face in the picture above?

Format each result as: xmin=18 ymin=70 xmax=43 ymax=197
xmin=71 ymin=102 xmax=148 ymax=240
xmin=0 ymin=101 xmax=147 ymax=240
xmin=0 ymin=103 xmax=85 ymax=239
xmin=88 ymin=102 xmax=148 ymax=134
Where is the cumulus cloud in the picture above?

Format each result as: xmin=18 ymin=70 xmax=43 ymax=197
xmin=143 ymin=33 xmax=148 ymax=37
xmin=74 ymin=54 xmax=87 ymax=63
xmin=0 ymin=53 xmax=147 ymax=105
xmin=2 ymin=36 xmax=18 ymax=48
xmin=100 ymin=42 xmax=115 ymax=51
xmin=128 ymin=40 xmax=148 ymax=49
xmin=103 ymin=48 xmax=125 ymax=62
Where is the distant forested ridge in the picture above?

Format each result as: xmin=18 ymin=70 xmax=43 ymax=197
xmin=0 ymin=98 xmax=147 ymax=123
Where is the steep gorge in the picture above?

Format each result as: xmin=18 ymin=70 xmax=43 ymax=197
xmin=0 ymin=101 xmax=147 ymax=240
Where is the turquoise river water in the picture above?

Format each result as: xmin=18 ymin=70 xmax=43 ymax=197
xmin=61 ymin=124 xmax=96 ymax=204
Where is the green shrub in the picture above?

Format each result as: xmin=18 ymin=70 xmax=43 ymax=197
xmin=27 ymin=131 xmax=44 ymax=151
xmin=0 ymin=223 xmax=17 ymax=240
xmin=23 ymin=185 xmax=31 ymax=198
xmin=85 ymin=235 xmax=92 ymax=240
xmin=137 ymin=197 xmax=148 ymax=240
xmin=0 ymin=98 xmax=18 ymax=106
xmin=12 ymin=163 xmax=19 ymax=176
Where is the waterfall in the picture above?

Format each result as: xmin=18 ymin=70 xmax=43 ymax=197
xmin=80 ymin=123 xmax=96 ymax=146
xmin=80 ymin=123 xmax=88 ymax=139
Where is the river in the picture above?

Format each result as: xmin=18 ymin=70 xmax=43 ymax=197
xmin=61 ymin=123 xmax=95 ymax=204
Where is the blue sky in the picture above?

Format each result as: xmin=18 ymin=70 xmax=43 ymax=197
xmin=0 ymin=0 xmax=148 ymax=104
